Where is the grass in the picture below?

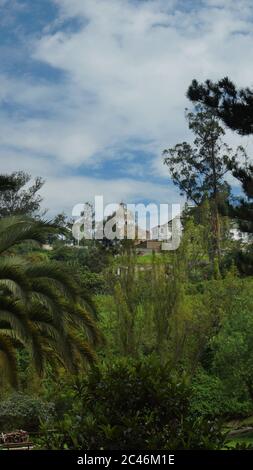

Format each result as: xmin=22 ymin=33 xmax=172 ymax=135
xmin=136 ymin=253 xmax=165 ymax=264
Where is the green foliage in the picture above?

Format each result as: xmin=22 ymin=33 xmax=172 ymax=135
xmin=163 ymin=107 xmax=234 ymax=206
xmin=189 ymin=278 xmax=253 ymax=420
xmin=0 ymin=215 xmax=101 ymax=387
xmin=0 ymin=392 xmax=54 ymax=432
xmin=163 ymin=104 xmax=249 ymax=266
xmin=0 ymin=171 xmax=44 ymax=218
xmin=191 ymin=369 xmax=252 ymax=419
xmin=1 ymin=161 xmax=253 ymax=449
xmin=187 ymin=78 xmax=253 ymax=239
xmin=39 ymin=357 xmax=225 ymax=450
xmin=223 ymin=244 xmax=253 ymax=276
xmin=50 ymin=243 xmax=111 ymax=273
xmin=98 ymin=253 xmax=187 ymax=361
xmin=210 ymin=279 xmax=253 ymax=400
xmin=187 ymin=77 xmax=253 ymax=136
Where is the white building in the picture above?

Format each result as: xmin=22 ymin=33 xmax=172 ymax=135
xmin=230 ymin=227 xmax=251 ymax=243
xmin=151 ymin=221 xmax=172 ymax=241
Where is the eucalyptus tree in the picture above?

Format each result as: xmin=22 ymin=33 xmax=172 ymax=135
xmin=187 ymin=78 xmax=253 ymax=236
xmin=163 ymin=106 xmax=243 ymax=261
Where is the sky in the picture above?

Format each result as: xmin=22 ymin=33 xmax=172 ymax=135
xmin=0 ymin=0 xmax=253 ymax=216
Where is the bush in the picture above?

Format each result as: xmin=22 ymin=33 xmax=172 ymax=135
xmin=191 ymin=369 xmax=253 ymax=419
xmin=0 ymin=393 xmax=54 ymax=432
xmin=40 ymin=357 xmax=225 ymax=450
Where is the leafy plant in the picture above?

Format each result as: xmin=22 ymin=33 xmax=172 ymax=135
xmin=39 ymin=357 xmax=226 ymax=450
xmin=0 ymin=216 xmax=102 ymax=386
xmin=0 ymin=392 xmax=54 ymax=432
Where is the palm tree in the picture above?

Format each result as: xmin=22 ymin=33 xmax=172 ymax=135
xmin=0 ymin=216 xmax=102 ymax=386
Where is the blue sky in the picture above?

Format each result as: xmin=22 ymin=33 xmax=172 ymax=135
xmin=0 ymin=0 xmax=253 ymax=215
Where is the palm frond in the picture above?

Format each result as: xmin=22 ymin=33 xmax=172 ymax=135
xmin=67 ymin=330 xmax=97 ymax=367
xmin=0 ymin=334 xmax=18 ymax=387
xmin=65 ymin=302 xmax=103 ymax=346
xmin=0 ymin=297 xmax=31 ymax=343
xmin=0 ymin=257 xmax=30 ymax=300
xmin=25 ymin=262 xmax=78 ymax=300
xmin=0 ymin=214 xmax=100 ymax=385
xmin=0 ymin=216 xmax=57 ymax=254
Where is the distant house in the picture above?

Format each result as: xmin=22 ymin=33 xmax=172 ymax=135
xmin=150 ymin=219 xmax=251 ymax=252
xmin=229 ymin=225 xmax=251 ymax=243
xmin=151 ymin=221 xmax=173 ymax=241
xmin=135 ymin=240 xmax=162 ymax=254
xmin=135 ymin=221 xmax=172 ymax=254
xmin=135 ymin=218 xmax=184 ymax=254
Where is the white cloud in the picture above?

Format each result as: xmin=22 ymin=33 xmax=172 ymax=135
xmin=1 ymin=0 xmax=253 ymax=212
xmin=28 ymin=1 xmax=253 ymax=160
xmin=39 ymin=175 xmax=184 ymax=217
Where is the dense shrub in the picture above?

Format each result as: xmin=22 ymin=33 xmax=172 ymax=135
xmin=40 ymin=357 xmax=225 ymax=450
xmin=50 ymin=244 xmax=110 ymax=273
xmin=0 ymin=393 xmax=54 ymax=432
xmin=191 ymin=369 xmax=253 ymax=419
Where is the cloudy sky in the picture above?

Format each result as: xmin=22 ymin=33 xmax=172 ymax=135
xmin=0 ymin=0 xmax=253 ymax=215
